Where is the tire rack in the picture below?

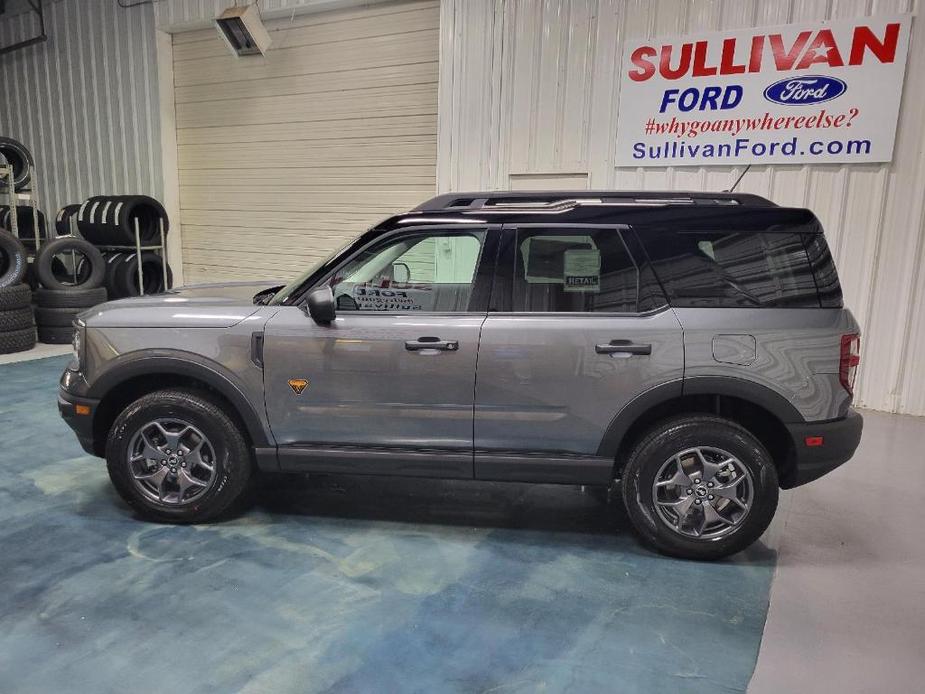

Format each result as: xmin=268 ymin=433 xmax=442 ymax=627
xmin=69 ymin=213 xmax=169 ymax=297
xmin=1 ymin=159 xmax=43 ymax=251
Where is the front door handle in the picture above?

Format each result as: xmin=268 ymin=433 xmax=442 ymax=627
xmin=595 ymin=340 xmax=652 ymax=356
xmin=405 ymin=337 xmax=459 ymax=352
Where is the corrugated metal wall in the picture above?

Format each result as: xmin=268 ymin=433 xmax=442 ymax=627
xmin=0 ymin=0 xmax=162 ymax=222
xmin=439 ymin=0 xmax=925 ymax=416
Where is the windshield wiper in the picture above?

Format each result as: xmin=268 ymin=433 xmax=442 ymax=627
xmin=253 ymin=285 xmax=284 ymax=305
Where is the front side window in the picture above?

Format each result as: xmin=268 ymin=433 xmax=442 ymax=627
xmin=327 ymin=230 xmax=486 ymax=312
xmin=511 ymin=228 xmax=652 ymax=313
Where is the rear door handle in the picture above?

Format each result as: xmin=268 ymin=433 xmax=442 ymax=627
xmin=595 ymin=340 xmax=652 ymax=356
xmin=405 ymin=337 xmax=459 ymax=352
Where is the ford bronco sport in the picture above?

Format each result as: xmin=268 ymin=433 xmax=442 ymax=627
xmin=58 ymin=191 xmax=863 ymax=559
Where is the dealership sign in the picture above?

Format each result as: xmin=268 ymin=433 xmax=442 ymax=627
xmin=615 ymin=15 xmax=911 ymax=166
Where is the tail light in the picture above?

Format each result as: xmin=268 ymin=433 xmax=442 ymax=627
xmin=839 ymin=333 xmax=861 ymax=395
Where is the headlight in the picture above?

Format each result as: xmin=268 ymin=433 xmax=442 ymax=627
xmin=71 ymin=324 xmax=84 ymax=370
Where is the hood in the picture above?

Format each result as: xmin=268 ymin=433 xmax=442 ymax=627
xmin=80 ymin=280 xmax=284 ymax=328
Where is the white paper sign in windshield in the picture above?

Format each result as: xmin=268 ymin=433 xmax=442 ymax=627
xmin=615 ymin=15 xmax=911 ymax=166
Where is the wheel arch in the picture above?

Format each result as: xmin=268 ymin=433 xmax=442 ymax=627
xmin=87 ymin=354 xmax=271 ymax=457
xmin=598 ymin=378 xmax=802 ymax=484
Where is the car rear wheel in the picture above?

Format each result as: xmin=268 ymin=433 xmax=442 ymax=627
xmin=621 ymin=415 xmax=778 ymax=560
xmin=105 ymin=389 xmax=254 ymax=523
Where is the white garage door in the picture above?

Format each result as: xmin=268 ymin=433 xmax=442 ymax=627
xmin=171 ymin=0 xmax=439 ymax=284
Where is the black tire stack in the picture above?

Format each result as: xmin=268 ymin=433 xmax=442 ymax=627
xmin=1 ymin=205 xmax=49 ymax=249
xmin=0 ymin=137 xmax=34 ymax=191
xmin=75 ymin=195 xmax=172 ymax=299
xmin=31 ymin=236 xmax=109 ymax=344
xmin=0 ymin=231 xmax=35 ymax=355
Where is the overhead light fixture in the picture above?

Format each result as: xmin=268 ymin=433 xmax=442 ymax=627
xmin=215 ymin=4 xmax=271 ymax=58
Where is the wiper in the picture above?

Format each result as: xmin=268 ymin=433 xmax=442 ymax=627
xmin=253 ymin=285 xmax=284 ymax=305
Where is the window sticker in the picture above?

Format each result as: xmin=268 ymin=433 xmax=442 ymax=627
xmin=563 ymin=249 xmax=601 ymax=292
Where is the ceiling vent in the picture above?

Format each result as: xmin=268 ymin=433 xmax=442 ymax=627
xmin=215 ymin=4 xmax=271 ymax=58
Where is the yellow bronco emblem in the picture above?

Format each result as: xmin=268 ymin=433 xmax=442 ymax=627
xmin=287 ymin=378 xmax=309 ymax=395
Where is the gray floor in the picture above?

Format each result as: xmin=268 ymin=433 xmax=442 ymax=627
xmin=750 ymin=409 xmax=925 ymax=692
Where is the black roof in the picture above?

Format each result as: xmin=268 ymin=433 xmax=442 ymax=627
xmin=413 ymin=190 xmax=775 ymax=211
xmin=376 ymin=190 xmax=820 ymax=233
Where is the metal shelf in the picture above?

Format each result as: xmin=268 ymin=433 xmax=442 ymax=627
xmin=70 ymin=215 xmax=169 ymax=297
xmin=1 ymin=161 xmax=42 ymax=252
xmin=2 ymin=157 xmax=169 ymax=297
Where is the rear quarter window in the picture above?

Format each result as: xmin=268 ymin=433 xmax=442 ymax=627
xmin=637 ymin=229 xmax=839 ymax=308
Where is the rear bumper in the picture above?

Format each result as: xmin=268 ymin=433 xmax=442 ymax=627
xmin=58 ymin=388 xmax=100 ymax=456
xmin=782 ymin=409 xmax=863 ymax=488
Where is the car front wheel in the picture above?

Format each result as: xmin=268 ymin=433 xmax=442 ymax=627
xmin=105 ymin=389 xmax=254 ymax=523
xmin=621 ymin=415 xmax=779 ymax=560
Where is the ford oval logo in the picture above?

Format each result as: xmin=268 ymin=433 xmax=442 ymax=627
xmin=763 ymin=75 xmax=847 ymax=105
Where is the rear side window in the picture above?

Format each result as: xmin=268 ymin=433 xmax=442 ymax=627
xmin=510 ymin=228 xmax=665 ymax=313
xmin=638 ymin=230 xmax=839 ymax=308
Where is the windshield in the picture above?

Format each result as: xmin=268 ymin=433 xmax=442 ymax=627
xmin=267 ymin=238 xmax=358 ymax=305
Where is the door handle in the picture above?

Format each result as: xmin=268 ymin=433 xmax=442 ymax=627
xmin=595 ymin=340 xmax=652 ymax=356
xmin=405 ymin=337 xmax=459 ymax=352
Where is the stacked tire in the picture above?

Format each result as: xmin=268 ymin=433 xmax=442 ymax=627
xmin=1 ymin=205 xmax=49 ymax=249
xmin=75 ymin=195 xmax=172 ymax=298
xmin=0 ymin=136 xmax=34 ymax=191
xmin=0 ymin=230 xmax=35 ymax=355
xmin=32 ymin=236 xmax=108 ymax=344
xmin=34 ymin=287 xmax=107 ymax=344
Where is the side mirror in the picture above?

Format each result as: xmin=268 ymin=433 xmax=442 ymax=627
xmin=392 ymin=262 xmax=410 ymax=284
xmin=305 ymin=286 xmax=336 ymax=324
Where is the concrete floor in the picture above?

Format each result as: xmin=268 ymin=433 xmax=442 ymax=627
xmin=0 ymin=352 xmax=921 ymax=692
xmin=749 ymin=409 xmax=925 ymax=693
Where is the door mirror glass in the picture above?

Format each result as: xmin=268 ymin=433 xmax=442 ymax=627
xmin=305 ymin=285 xmax=336 ymax=324
xmin=392 ymin=262 xmax=410 ymax=284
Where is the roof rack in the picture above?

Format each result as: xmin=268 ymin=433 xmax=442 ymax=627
xmin=413 ymin=190 xmax=776 ymax=213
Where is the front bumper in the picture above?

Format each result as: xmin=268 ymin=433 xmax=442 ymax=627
xmin=58 ymin=386 xmax=100 ymax=457
xmin=782 ymin=409 xmax=863 ymax=488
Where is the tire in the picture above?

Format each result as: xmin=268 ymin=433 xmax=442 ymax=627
xmin=114 ymin=195 xmax=169 ymax=244
xmin=0 ymin=206 xmax=48 ymax=247
xmin=37 ymin=324 xmax=74 ymax=344
xmin=0 ymin=137 xmax=33 ymax=190
xmin=105 ymin=389 xmax=254 ymax=523
xmin=24 ymin=261 xmax=39 ymax=291
xmin=0 ymin=327 xmax=36 ymax=354
xmin=0 ymin=306 xmax=34 ymax=332
xmin=0 ymin=230 xmax=27 ymax=288
xmin=34 ymin=286 xmax=107 ymax=309
xmin=0 ymin=283 xmax=31 ymax=310
xmin=621 ymin=415 xmax=779 ymax=560
xmin=34 ymin=306 xmax=81 ymax=328
xmin=78 ymin=195 xmax=168 ymax=246
xmin=104 ymin=252 xmax=129 ymax=298
xmin=76 ymin=196 xmax=115 ymax=245
xmin=116 ymin=251 xmax=172 ymax=296
xmin=55 ymin=203 xmax=82 ymax=236
xmin=34 ymin=236 xmax=106 ymax=290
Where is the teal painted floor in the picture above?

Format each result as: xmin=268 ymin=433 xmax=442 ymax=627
xmin=0 ymin=356 xmax=775 ymax=693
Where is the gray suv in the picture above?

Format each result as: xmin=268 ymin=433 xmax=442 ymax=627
xmin=58 ymin=191 xmax=863 ymax=559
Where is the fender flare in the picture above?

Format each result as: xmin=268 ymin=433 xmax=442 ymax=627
xmin=596 ymin=376 xmax=804 ymax=458
xmin=87 ymin=350 xmax=272 ymax=448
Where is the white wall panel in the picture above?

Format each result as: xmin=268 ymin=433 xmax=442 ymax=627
xmin=439 ymin=0 xmax=925 ymax=416
xmin=154 ymin=0 xmax=397 ymax=31
xmin=172 ymin=0 xmax=439 ymax=283
xmin=0 ymin=0 xmax=162 ymax=223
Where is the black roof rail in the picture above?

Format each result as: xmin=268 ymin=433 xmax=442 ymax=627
xmin=413 ymin=190 xmax=776 ymax=212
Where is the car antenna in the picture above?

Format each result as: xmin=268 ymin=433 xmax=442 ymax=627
xmin=726 ymin=164 xmax=752 ymax=193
